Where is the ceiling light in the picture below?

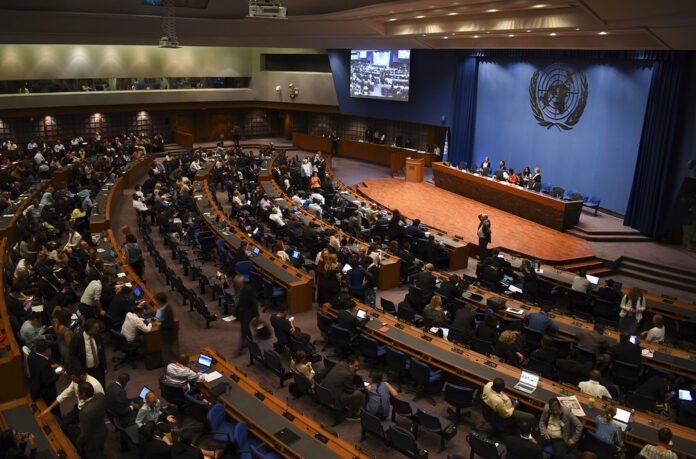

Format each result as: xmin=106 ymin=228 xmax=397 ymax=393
xmin=508 ymin=34 xmax=515 ymax=37
xmin=448 ymin=12 xmax=458 ymax=16
xmin=443 ymin=36 xmax=449 ymax=39
xmin=416 ymin=15 xmax=425 ymax=19
xmin=599 ymin=31 xmax=608 ymax=35
xmin=422 ymin=34 xmax=426 ymax=36
xmin=549 ymin=32 xmax=557 ymax=36
xmin=526 ymin=29 xmax=531 ymax=33
xmin=575 ymin=28 xmax=581 ymax=31
xmin=388 ymin=18 xmax=397 ymax=21
xmin=473 ymin=35 xmax=479 ymax=38
xmin=532 ymin=4 xmax=546 ymax=8
xmin=485 ymin=9 xmax=499 ymax=13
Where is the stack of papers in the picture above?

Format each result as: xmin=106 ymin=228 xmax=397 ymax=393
xmin=557 ymin=396 xmax=585 ymax=417
xmin=205 ymin=371 xmax=223 ymax=383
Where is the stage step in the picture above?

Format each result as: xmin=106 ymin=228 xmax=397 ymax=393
xmin=562 ymin=260 xmax=605 ymax=271
xmin=615 ymin=257 xmax=696 ymax=294
xmin=566 ymin=227 xmax=652 ymax=242
xmin=587 ymin=268 xmax=613 ymax=277
xmin=163 ymin=143 xmax=187 ymax=151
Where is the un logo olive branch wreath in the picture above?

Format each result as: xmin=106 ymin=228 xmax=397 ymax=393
xmin=530 ymin=63 xmax=588 ymax=131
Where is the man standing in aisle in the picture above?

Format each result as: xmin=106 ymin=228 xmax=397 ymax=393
xmin=233 ymin=274 xmax=259 ymax=356
xmin=477 ymin=213 xmax=491 ymax=260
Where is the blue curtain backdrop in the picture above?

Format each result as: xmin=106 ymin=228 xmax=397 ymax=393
xmin=624 ymin=54 xmax=689 ymax=237
xmin=449 ymin=57 xmax=478 ymax=167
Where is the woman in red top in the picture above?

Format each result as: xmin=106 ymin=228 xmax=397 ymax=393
xmin=508 ymin=168 xmax=518 ymax=185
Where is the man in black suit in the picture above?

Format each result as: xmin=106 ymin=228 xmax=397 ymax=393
xmin=69 ymin=318 xmax=107 ymax=388
xmin=108 ymin=285 xmax=136 ymax=330
xmin=233 ymin=274 xmax=259 ymax=356
xmin=321 ymin=357 xmax=364 ymax=421
xmin=105 ymin=373 xmax=140 ymax=426
xmin=155 ymin=292 xmax=177 ymax=366
xmin=414 ymin=263 xmax=437 ymax=299
xmin=503 ymin=420 xmax=542 ymax=459
xmin=611 ymin=332 xmax=642 ymax=366
xmin=597 ymin=279 xmax=622 ymax=303
xmin=477 ymin=213 xmax=491 ymax=260
xmin=27 ymin=340 xmax=61 ymax=410
xmin=437 ymin=274 xmax=462 ymax=301
xmin=77 ymin=381 xmax=107 ymax=459
xmin=405 ymin=219 xmax=426 ymax=239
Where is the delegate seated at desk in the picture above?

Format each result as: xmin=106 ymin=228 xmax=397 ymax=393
xmin=482 ymin=378 xmax=537 ymax=426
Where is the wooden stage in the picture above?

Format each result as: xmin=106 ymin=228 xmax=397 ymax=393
xmin=356 ymin=178 xmax=595 ymax=263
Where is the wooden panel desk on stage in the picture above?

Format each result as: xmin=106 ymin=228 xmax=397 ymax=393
xmin=432 ymin=162 xmax=583 ymax=231
xmin=319 ymin=302 xmax=696 ymax=458
xmin=197 ymin=348 xmax=371 ymax=459
xmin=293 ymin=133 xmax=436 ymax=174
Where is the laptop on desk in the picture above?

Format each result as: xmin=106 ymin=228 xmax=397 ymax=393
xmin=513 ymin=371 xmax=540 ymax=394
xmin=194 ymin=353 xmax=213 ymax=372
xmin=613 ymin=407 xmax=632 ymax=431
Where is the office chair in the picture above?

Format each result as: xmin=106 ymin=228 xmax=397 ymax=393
xmin=470 ymin=336 xmax=494 ymax=356
xmin=385 ymin=347 xmax=411 ymax=391
xmin=611 ymin=360 xmax=642 ymax=390
xmin=159 ymin=379 xmax=187 ymax=413
xmin=263 ymin=349 xmax=293 ymax=387
xmin=524 ymin=358 xmax=555 ymax=380
xmin=360 ymin=409 xmax=394 ymax=444
xmin=315 ymin=311 xmax=334 ymax=350
xmin=386 ymin=425 xmax=423 ymax=459
xmin=625 ymin=391 xmax=655 ymax=413
xmin=409 ymin=358 xmax=442 ymax=406
xmin=328 ymin=324 xmax=355 ymax=357
xmin=577 ymin=430 xmax=616 ymax=459
xmin=444 ymin=383 xmax=475 ymax=425
xmin=359 ymin=333 xmax=386 ymax=363
xmin=391 ymin=396 xmax=421 ymax=424
xmin=480 ymin=395 xmax=515 ymax=433
xmin=522 ymin=326 xmax=543 ymax=351
xmin=110 ymin=329 xmax=141 ymax=370
xmin=184 ymin=392 xmax=210 ymax=427
xmin=417 ymin=409 xmax=455 ymax=451
xmin=235 ymin=261 xmax=253 ymax=281
xmin=575 ymin=345 xmax=597 ymax=365
xmin=466 ymin=431 xmax=505 ymax=458
xmin=233 ymin=421 xmax=261 ymax=459
xmin=292 ymin=373 xmax=315 ymax=399
xmin=584 ymin=195 xmax=602 ymax=215
xmin=315 ymin=382 xmax=342 ymax=425
xmin=207 ymin=403 xmax=237 ymax=445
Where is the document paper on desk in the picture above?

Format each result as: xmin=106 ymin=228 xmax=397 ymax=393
xmin=557 ymin=396 xmax=585 ymax=417
xmin=204 ymin=371 xmax=224 ymax=383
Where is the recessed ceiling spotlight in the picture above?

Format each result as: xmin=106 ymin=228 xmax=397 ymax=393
xmin=599 ymin=31 xmax=608 ymax=35
xmin=575 ymin=28 xmax=581 ymax=31
xmin=443 ymin=36 xmax=449 ymax=39
xmin=448 ymin=12 xmax=458 ymax=16
xmin=388 ymin=18 xmax=397 ymax=21
xmin=526 ymin=29 xmax=532 ymax=33
xmin=473 ymin=35 xmax=479 ymax=38
xmin=532 ymin=4 xmax=546 ymax=8
xmin=549 ymin=32 xmax=557 ymax=36
xmin=422 ymin=34 xmax=427 ymax=37
xmin=416 ymin=15 xmax=425 ymax=19
xmin=508 ymin=34 xmax=515 ymax=37
xmin=486 ymin=9 xmax=499 ymax=13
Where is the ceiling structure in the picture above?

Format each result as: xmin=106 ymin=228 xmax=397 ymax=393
xmin=0 ymin=0 xmax=694 ymax=50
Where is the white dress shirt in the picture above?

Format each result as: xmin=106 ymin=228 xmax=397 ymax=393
xmin=121 ymin=312 xmax=152 ymax=342
xmin=56 ymin=374 xmax=104 ymax=410
xmin=83 ymin=332 xmax=99 ymax=369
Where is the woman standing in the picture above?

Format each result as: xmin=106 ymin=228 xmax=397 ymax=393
xmin=122 ymin=233 xmax=144 ymax=278
xmin=619 ymin=287 xmax=645 ymax=335
xmin=323 ymin=253 xmax=342 ymax=301
xmin=53 ymin=309 xmax=73 ymax=365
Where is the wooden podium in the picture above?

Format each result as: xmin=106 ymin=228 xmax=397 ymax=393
xmin=405 ymin=157 xmax=424 ymax=183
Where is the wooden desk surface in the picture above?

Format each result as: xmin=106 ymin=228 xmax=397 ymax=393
xmin=433 ymin=162 xmax=583 ymax=231
xmin=0 ymin=395 xmax=80 ymax=458
xmin=319 ymin=302 xmax=696 ymax=458
xmin=502 ymin=254 xmax=696 ymax=321
xmin=264 ymin=152 xmax=401 ymax=290
xmin=194 ymin=165 xmax=314 ymax=313
xmin=324 ymin=155 xmax=472 ymax=271
xmin=198 ymin=348 xmax=372 ymax=459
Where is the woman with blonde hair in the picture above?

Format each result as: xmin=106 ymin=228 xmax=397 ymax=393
xmin=494 ymin=330 xmax=524 ymax=366
xmin=619 ymin=287 xmax=645 ymax=334
xmin=323 ymin=253 xmax=342 ymax=300
xmin=423 ymin=295 xmax=446 ymax=325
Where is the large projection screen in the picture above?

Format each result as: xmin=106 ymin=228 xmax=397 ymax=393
xmin=349 ymin=49 xmax=411 ymax=101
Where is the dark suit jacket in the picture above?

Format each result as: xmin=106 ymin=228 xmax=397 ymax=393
xmin=108 ymin=294 xmax=134 ymax=329
xmin=78 ymin=393 xmax=108 ymax=458
xmin=478 ymin=219 xmax=491 ymax=243
xmin=611 ymin=342 xmax=642 ymax=366
xmin=503 ymin=435 xmax=543 ymax=459
xmin=451 ymin=307 xmax=475 ymax=332
xmin=159 ymin=304 xmax=176 ymax=344
xmin=415 ymin=271 xmax=436 ymax=296
xmin=321 ymin=361 xmax=357 ymax=410
xmin=438 ymin=281 xmax=461 ymax=300
xmin=336 ymin=309 xmax=368 ymax=333
xmin=69 ymin=331 xmax=106 ymax=373
xmin=105 ymin=381 xmax=133 ymax=424
xmin=236 ymin=284 xmax=258 ymax=324
xmin=27 ymin=351 xmax=58 ymax=405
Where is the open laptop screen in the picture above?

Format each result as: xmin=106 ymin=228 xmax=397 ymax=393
xmin=519 ymin=371 xmax=539 ymax=387
xmin=198 ymin=353 xmax=213 ymax=367
xmin=679 ymin=389 xmax=693 ymax=401
xmin=614 ymin=407 xmax=632 ymax=424
xmin=586 ymin=274 xmax=600 ymax=285
xmin=356 ymin=309 xmax=367 ymax=319
xmin=139 ymin=386 xmax=153 ymax=399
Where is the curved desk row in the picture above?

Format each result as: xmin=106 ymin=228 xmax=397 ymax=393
xmin=319 ymin=302 xmax=696 ymax=458
xmin=324 ymin=155 xmax=472 ymax=271
xmin=194 ymin=162 xmax=314 ymax=313
xmin=451 ymin=281 xmax=696 ymax=378
xmin=197 ymin=347 xmax=371 ymax=459
xmin=0 ymin=395 xmax=79 ymax=458
xmin=262 ymin=152 xmax=401 ymax=290
xmin=502 ymin=254 xmax=696 ymax=322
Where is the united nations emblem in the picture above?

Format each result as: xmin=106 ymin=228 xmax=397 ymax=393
xmin=529 ymin=63 xmax=588 ymax=131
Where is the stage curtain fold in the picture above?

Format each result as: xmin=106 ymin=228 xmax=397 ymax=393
xmin=449 ymin=57 xmax=478 ymax=167
xmin=624 ymin=55 xmax=688 ymax=237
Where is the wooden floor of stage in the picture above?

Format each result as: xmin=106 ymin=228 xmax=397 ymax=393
xmin=356 ymin=178 xmax=595 ymax=263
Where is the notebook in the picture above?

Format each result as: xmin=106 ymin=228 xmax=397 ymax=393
xmin=513 ymin=371 xmax=540 ymax=394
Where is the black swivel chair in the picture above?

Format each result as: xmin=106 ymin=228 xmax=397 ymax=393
xmin=385 ymin=347 xmax=411 ymax=391
xmin=263 ymin=349 xmax=293 ymax=387
xmin=360 ymin=409 xmax=394 ymax=444
xmin=417 ymin=408 xmax=455 ymax=452
xmin=110 ymin=329 xmax=142 ymax=370
xmin=409 ymin=358 xmax=442 ymax=406
xmin=444 ymin=383 xmax=475 ymax=425
xmin=387 ymin=425 xmax=423 ymax=459
xmin=159 ymin=379 xmax=187 ymax=413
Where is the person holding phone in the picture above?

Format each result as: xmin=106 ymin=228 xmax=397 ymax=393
xmin=619 ymin=287 xmax=646 ymax=335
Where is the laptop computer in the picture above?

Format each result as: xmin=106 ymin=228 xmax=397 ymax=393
xmin=440 ymin=327 xmax=450 ymax=341
xmin=613 ymin=407 xmax=632 ymax=431
xmin=292 ymin=250 xmax=301 ymax=259
xmin=138 ymin=385 xmax=153 ymax=400
xmin=252 ymin=247 xmax=261 ymax=257
xmin=195 ymin=353 xmax=213 ymax=371
xmin=356 ymin=309 xmax=367 ymax=320
xmin=133 ymin=285 xmax=143 ymax=298
xmin=586 ymin=274 xmax=600 ymax=285
xmin=110 ymin=249 xmax=115 ymax=258
xmin=629 ymin=336 xmax=638 ymax=344
xmin=679 ymin=389 xmax=693 ymax=401
xmin=513 ymin=371 xmax=540 ymax=394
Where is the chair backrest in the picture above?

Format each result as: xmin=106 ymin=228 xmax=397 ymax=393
xmin=467 ymin=432 xmax=499 ymax=457
xmin=314 ymin=383 xmax=336 ymax=408
xmin=625 ymin=391 xmax=655 ymax=413
xmin=525 ymin=358 xmax=554 ymax=379
xmin=233 ymin=421 xmax=250 ymax=447
xmin=109 ymin=328 xmax=129 ymax=351
xmin=387 ymin=425 xmax=418 ymax=455
xmin=385 ymin=346 xmax=409 ymax=371
xmin=553 ymin=338 xmax=572 ymax=357
xmin=330 ymin=325 xmax=351 ymax=344
xmin=263 ymin=349 xmax=284 ymax=374
xmin=185 ymin=392 xmax=209 ymax=423
xmin=611 ymin=360 xmax=641 ymax=384
xmin=360 ymin=334 xmax=380 ymax=355
xmin=317 ymin=311 xmax=334 ymax=334
xmin=590 ymin=195 xmax=601 ymax=205
xmin=361 ymin=409 xmax=387 ymax=436
xmin=578 ymin=430 xmax=616 ymax=459
xmin=392 ymin=396 xmax=418 ymax=417
xmin=207 ymin=403 xmax=227 ymax=430
xmin=159 ymin=378 xmax=187 ymax=406
xmin=293 ymin=373 xmax=313 ymax=395
xmin=381 ymin=298 xmax=396 ymax=314
xmin=417 ymin=409 xmax=443 ymax=432
xmin=444 ymin=383 xmax=473 ymax=409
xmin=248 ymin=339 xmax=263 ymax=359
xmin=575 ymin=345 xmax=597 ymax=364
xmin=235 ymin=260 xmax=253 ymax=275
xmin=409 ymin=358 xmax=431 ymax=384
xmin=471 ymin=336 xmax=494 ymax=355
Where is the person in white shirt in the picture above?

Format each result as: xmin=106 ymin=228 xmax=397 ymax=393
xmin=189 ymin=159 xmax=202 ymax=173
xmin=291 ymin=193 xmax=304 ymax=206
xmin=269 ymin=207 xmax=285 ymax=227
xmin=120 ymin=310 xmax=153 ymax=347
xmin=27 ymin=140 xmax=38 ymax=150
xmin=310 ymin=192 xmax=325 ymax=206
xmin=33 ymin=151 xmax=45 ymax=166
xmin=307 ymin=202 xmax=322 ymax=218
xmin=65 ymin=228 xmax=82 ymax=248
xmin=641 ymin=314 xmax=666 ymax=343
xmin=571 ymin=271 xmax=591 ymax=294
xmin=578 ymin=370 xmax=612 ymax=399
xmin=54 ymin=140 xmax=65 ymax=154
xmin=132 ymin=194 xmax=149 ymax=212
xmin=39 ymin=368 xmax=104 ymax=427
